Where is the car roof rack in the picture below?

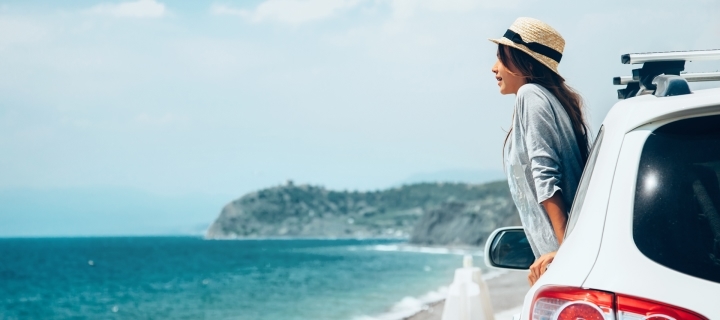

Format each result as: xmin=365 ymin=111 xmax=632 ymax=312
xmin=613 ymin=72 xmax=720 ymax=85
xmin=614 ymin=49 xmax=720 ymax=99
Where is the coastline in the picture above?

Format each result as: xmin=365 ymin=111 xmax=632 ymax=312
xmin=202 ymin=238 xmax=523 ymax=319
xmin=203 ymin=235 xmax=410 ymax=241
xmin=403 ymin=271 xmax=529 ymax=320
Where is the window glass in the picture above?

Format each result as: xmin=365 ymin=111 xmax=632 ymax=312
xmin=634 ymin=114 xmax=720 ymax=284
xmin=565 ymin=126 xmax=605 ymax=237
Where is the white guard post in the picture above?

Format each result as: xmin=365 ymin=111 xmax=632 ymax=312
xmin=441 ymin=255 xmax=495 ymax=320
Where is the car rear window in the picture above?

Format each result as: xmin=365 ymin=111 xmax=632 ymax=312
xmin=634 ymin=114 xmax=720 ymax=284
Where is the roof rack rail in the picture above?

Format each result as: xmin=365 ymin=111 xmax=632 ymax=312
xmin=622 ymin=49 xmax=720 ymax=64
xmin=614 ymin=49 xmax=720 ymax=99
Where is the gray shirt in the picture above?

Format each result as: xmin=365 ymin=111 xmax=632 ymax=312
xmin=505 ymin=83 xmax=585 ymax=258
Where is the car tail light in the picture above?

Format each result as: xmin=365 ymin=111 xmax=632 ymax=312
xmin=531 ymin=286 xmax=707 ymax=320
xmin=531 ymin=286 xmax=614 ymax=320
xmin=616 ymin=294 xmax=707 ymax=320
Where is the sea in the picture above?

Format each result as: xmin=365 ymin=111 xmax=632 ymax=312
xmin=0 ymin=237 xmax=497 ymax=320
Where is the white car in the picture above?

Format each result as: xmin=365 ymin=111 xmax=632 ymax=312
xmin=485 ymin=50 xmax=720 ymax=320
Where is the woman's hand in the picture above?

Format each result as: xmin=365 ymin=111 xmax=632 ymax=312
xmin=528 ymin=251 xmax=556 ymax=286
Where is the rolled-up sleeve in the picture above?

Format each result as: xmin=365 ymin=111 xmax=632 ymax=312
xmin=517 ymin=86 xmax=563 ymax=203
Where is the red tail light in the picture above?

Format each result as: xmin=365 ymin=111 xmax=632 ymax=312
xmin=531 ymin=286 xmax=707 ymax=320
xmin=616 ymin=294 xmax=707 ymax=320
xmin=531 ymin=286 xmax=614 ymax=320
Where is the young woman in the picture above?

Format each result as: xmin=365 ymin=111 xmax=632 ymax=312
xmin=489 ymin=18 xmax=591 ymax=285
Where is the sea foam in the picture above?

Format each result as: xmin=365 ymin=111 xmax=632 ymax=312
xmin=369 ymin=244 xmax=484 ymax=256
xmin=353 ymin=270 xmax=508 ymax=320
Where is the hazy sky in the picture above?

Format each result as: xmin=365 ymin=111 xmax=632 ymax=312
xmin=1 ymin=0 xmax=718 ymax=235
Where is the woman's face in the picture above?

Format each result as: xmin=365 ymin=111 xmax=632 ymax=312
xmin=492 ymin=54 xmax=527 ymax=95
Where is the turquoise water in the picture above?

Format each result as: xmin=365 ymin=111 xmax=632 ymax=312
xmin=0 ymin=237 xmax=479 ymax=319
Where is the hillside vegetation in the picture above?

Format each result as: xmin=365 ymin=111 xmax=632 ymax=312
xmin=205 ymin=180 xmax=520 ymax=246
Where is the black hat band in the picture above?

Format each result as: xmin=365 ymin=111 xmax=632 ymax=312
xmin=503 ymin=29 xmax=562 ymax=63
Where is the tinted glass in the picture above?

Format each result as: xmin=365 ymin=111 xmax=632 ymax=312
xmin=634 ymin=114 xmax=720 ymax=284
xmin=565 ymin=126 xmax=605 ymax=237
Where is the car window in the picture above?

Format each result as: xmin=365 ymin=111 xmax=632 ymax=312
xmin=565 ymin=126 xmax=605 ymax=238
xmin=634 ymin=114 xmax=720 ymax=284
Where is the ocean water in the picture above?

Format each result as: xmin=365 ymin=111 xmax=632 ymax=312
xmin=0 ymin=237 xmax=489 ymax=320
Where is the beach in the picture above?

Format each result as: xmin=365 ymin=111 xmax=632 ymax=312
xmin=405 ymin=270 xmax=529 ymax=320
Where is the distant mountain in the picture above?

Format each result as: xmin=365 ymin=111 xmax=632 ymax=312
xmin=206 ymin=180 xmax=520 ymax=246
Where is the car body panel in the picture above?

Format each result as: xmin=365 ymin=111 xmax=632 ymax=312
xmin=609 ymin=87 xmax=720 ymax=133
xmin=513 ymin=88 xmax=720 ymax=320
xmin=582 ymin=122 xmax=720 ymax=320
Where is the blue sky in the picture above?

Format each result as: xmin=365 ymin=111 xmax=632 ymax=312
xmin=1 ymin=0 xmax=719 ymax=236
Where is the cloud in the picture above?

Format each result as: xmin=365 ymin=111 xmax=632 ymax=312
xmin=210 ymin=0 xmax=362 ymax=24
xmin=389 ymin=0 xmax=479 ymax=19
xmin=86 ymin=0 xmax=166 ymax=18
xmin=209 ymin=4 xmax=249 ymax=18
xmin=211 ymin=0 xmax=520 ymax=25
xmin=387 ymin=0 xmax=525 ymax=22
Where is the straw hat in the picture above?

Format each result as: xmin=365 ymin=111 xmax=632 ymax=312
xmin=489 ymin=17 xmax=565 ymax=75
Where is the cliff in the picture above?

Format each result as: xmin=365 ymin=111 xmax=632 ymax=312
xmin=205 ymin=180 xmax=520 ymax=246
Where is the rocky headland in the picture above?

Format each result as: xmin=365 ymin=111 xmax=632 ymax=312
xmin=205 ymin=180 xmax=520 ymax=246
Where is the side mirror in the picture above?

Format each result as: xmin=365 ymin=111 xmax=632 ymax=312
xmin=484 ymin=227 xmax=535 ymax=270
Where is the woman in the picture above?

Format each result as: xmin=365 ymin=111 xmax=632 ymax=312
xmin=489 ymin=18 xmax=591 ymax=285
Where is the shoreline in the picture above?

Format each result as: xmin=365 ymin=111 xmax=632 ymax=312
xmin=203 ymin=235 xmax=410 ymax=241
xmin=403 ymin=270 xmax=529 ymax=320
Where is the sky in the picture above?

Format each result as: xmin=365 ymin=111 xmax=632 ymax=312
xmin=1 ymin=0 xmax=719 ymax=236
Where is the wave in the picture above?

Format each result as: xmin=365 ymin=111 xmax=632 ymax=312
xmin=206 ymin=236 xmax=407 ymax=241
xmin=368 ymin=244 xmax=485 ymax=256
xmin=352 ymin=270 xmax=508 ymax=320
xmin=352 ymin=286 xmax=448 ymax=320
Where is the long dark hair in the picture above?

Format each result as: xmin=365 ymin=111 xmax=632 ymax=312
xmin=499 ymin=44 xmax=590 ymax=164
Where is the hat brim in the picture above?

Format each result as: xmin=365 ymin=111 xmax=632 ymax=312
xmin=489 ymin=37 xmax=561 ymax=76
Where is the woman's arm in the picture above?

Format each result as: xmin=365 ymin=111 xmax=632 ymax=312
xmin=542 ymin=192 xmax=567 ymax=245
xmin=528 ymin=192 xmax=567 ymax=285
